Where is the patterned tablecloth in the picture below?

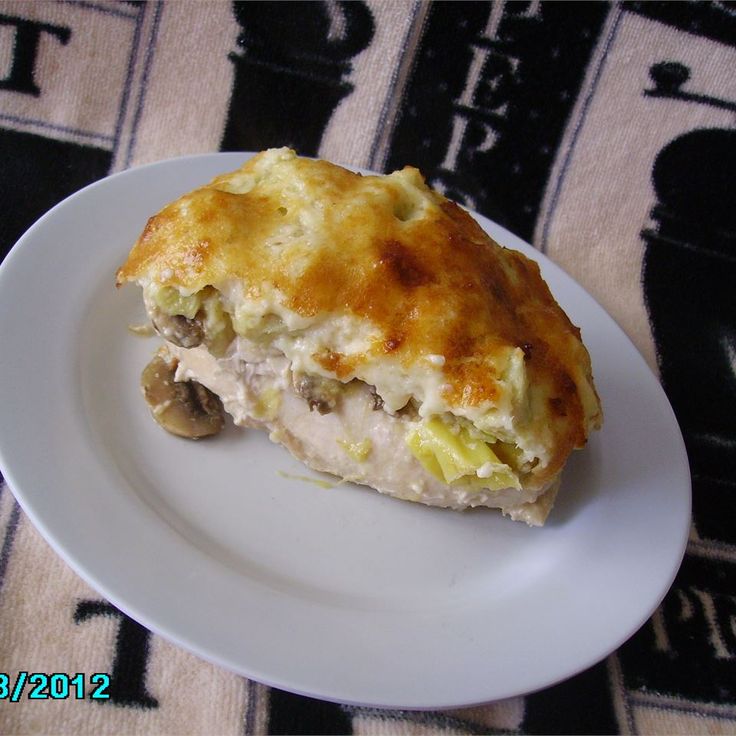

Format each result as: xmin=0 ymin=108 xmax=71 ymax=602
xmin=0 ymin=1 xmax=734 ymax=734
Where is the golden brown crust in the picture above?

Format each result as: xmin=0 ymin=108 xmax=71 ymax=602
xmin=118 ymin=149 xmax=601 ymax=487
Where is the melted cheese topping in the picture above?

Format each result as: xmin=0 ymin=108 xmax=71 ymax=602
xmin=117 ymin=148 xmax=602 ymax=489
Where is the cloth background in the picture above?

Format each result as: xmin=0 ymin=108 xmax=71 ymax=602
xmin=0 ymin=0 xmax=734 ymax=733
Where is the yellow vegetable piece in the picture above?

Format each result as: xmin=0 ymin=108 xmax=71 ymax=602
xmin=152 ymin=285 xmax=203 ymax=319
xmin=406 ymin=417 xmax=520 ymax=491
xmin=232 ymin=309 xmax=284 ymax=339
xmin=253 ymin=387 xmax=282 ymax=421
xmin=201 ymin=295 xmax=236 ymax=357
xmin=337 ymin=438 xmax=373 ymax=462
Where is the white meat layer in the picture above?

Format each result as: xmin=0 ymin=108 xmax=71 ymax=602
xmin=168 ymin=341 xmax=559 ymax=525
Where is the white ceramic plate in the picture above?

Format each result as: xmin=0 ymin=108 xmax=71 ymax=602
xmin=0 ymin=153 xmax=690 ymax=709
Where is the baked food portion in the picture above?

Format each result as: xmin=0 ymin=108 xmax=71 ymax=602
xmin=117 ymin=148 xmax=601 ymax=525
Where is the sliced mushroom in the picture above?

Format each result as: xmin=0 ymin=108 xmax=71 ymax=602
xmin=368 ymin=383 xmax=384 ymax=411
xmin=150 ymin=307 xmax=204 ymax=348
xmin=141 ymin=352 xmax=225 ymax=438
xmin=292 ymin=372 xmax=342 ymax=414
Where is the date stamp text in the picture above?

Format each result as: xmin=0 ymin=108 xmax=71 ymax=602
xmin=0 ymin=672 xmax=110 ymax=701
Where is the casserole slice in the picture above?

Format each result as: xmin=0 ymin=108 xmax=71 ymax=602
xmin=117 ymin=148 xmax=601 ymax=525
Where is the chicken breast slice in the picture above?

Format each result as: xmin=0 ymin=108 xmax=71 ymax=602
xmin=167 ymin=343 xmax=559 ymax=525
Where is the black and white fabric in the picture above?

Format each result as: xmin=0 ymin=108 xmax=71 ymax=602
xmin=1 ymin=1 xmax=735 ymax=733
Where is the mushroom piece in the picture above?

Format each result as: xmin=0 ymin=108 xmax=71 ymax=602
xmin=368 ymin=383 xmax=384 ymax=411
xmin=291 ymin=371 xmax=342 ymax=414
xmin=141 ymin=352 xmax=225 ymax=438
xmin=150 ymin=307 xmax=204 ymax=348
